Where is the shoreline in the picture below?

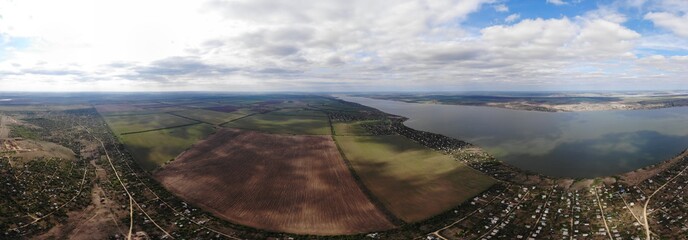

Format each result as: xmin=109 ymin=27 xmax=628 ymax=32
xmin=397 ymin=116 xmax=688 ymax=188
xmin=352 ymin=100 xmax=688 ymax=188
xmin=362 ymin=95 xmax=688 ymax=113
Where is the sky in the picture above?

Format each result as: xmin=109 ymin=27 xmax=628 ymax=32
xmin=0 ymin=0 xmax=686 ymax=92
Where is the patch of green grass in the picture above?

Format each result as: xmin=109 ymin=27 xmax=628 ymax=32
xmin=119 ymin=124 xmax=216 ymax=171
xmin=334 ymin=135 xmax=496 ymax=223
xmin=103 ymin=113 xmax=199 ymax=134
xmin=9 ymin=126 xmax=40 ymax=139
xmin=170 ymin=108 xmax=253 ymax=125
xmin=223 ymin=110 xmax=330 ymax=135
xmin=13 ymin=140 xmax=76 ymax=163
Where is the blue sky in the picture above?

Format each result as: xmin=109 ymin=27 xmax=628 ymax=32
xmin=463 ymin=0 xmax=687 ymax=57
xmin=0 ymin=0 xmax=687 ymax=91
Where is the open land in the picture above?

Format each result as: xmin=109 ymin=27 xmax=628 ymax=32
xmin=168 ymin=108 xmax=253 ymax=125
xmin=335 ymin=135 xmax=496 ymax=222
xmin=119 ymin=123 xmax=216 ymax=171
xmin=1 ymin=139 xmax=76 ymax=163
xmin=101 ymin=113 xmax=199 ymax=135
xmin=155 ymin=128 xmax=395 ymax=235
xmin=1 ymin=93 xmax=687 ymax=240
xmin=332 ymin=120 xmax=378 ymax=136
xmin=223 ymin=109 xmax=331 ymax=135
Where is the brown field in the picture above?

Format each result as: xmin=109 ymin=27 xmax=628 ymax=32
xmin=154 ymin=129 xmax=395 ymax=235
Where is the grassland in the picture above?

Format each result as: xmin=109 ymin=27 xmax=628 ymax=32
xmin=155 ymin=129 xmax=395 ymax=235
xmin=101 ymin=113 xmax=199 ymax=134
xmin=94 ymin=104 xmax=146 ymax=114
xmin=333 ymin=120 xmax=380 ymax=136
xmin=8 ymin=125 xmax=40 ymax=139
xmin=223 ymin=109 xmax=330 ymax=135
xmin=1 ymin=139 xmax=76 ymax=163
xmin=169 ymin=108 xmax=253 ymax=125
xmin=119 ymin=123 xmax=216 ymax=171
xmin=334 ymin=135 xmax=496 ymax=223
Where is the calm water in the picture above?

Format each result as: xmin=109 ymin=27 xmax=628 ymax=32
xmin=341 ymin=96 xmax=688 ymax=178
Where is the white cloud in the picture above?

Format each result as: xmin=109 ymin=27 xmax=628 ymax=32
xmin=547 ymin=0 xmax=567 ymax=6
xmin=626 ymin=0 xmax=648 ymax=8
xmin=0 ymin=0 xmax=686 ymax=91
xmin=584 ymin=5 xmax=627 ymax=23
xmin=0 ymin=0 xmax=500 ymax=91
xmin=638 ymin=34 xmax=688 ymax=52
xmin=494 ymin=4 xmax=509 ymax=12
xmin=505 ymin=14 xmax=521 ymax=23
xmin=645 ymin=12 xmax=688 ymax=37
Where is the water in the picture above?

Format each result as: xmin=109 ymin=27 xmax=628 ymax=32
xmin=341 ymin=96 xmax=688 ymax=178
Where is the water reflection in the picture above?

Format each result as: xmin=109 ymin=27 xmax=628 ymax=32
xmin=341 ymin=96 xmax=688 ymax=178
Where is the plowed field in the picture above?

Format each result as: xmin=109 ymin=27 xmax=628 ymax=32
xmin=154 ymin=129 xmax=395 ymax=235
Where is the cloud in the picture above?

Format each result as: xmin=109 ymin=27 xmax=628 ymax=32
xmin=547 ymin=0 xmax=567 ymax=6
xmin=256 ymin=67 xmax=303 ymax=75
xmin=494 ymin=4 xmax=509 ymax=12
xmin=505 ymin=14 xmax=521 ymax=23
xmin=125 ymin=57 xmax=238 ymax=82
xmin=645 ymin=12 xmax=688 ymax=37
xmin=0 ymin=0 xmax=686 ymax=91
xmin=637 ymin=34 xmax=688 ymax=52
xmin=138 ymin=57 xmax=236 ymax=75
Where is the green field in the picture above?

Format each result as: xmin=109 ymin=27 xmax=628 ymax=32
xmin=334 ymin=135 xmax=496 ymax=223
xmin=119 ymin=123 xmax=216 ymax=170
xmin=332 ymin=121 xmax=377 ymax=136
xmin=223 ymin=110 xmax=330 ymax=135
xmin=170 ymin=108 xmax=253 ymax=125
xmin=102 ymin=113 xmax=199 ymax=134
xmin=9 ymin=125 xmax=40 ymax=139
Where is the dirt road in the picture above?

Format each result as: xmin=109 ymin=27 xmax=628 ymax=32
xmin=0 ymin=114 xmax=10 ymax=139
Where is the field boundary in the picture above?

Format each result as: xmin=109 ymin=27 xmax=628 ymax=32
xmin=119 ymin=122 xmax=202 ymax=135
xmin=166 ymin=112 xmax=215 ymax=125
xmin=218 ymin=113 xmax=260 ymax=126
xmin=327 ymin=115 xmax=405 ymax=226
xmin=98 ymin=112 xmax=162 ymax=117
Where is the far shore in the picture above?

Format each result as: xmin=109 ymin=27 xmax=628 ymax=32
xmin=357 ymin=93 xmax=688 ymax=112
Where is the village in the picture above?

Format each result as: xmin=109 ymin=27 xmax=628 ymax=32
xmin=356 ymin=112 xmax=688 ymax=239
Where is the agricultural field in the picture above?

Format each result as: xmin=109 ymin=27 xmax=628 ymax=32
xmin=101 ymin=112 xmax=199 ymax=135
xmin=154 ymin=128 xmax=395 ymax=235
xmin=333 ymin=120 xmax=380 ymax=136
xmin=203 ymin=104 xmax=239 ymax=113
xmin=94 ymin=104 xmax=147 ymax=114
xmin=223 ymin=109 xmax=330 ymax=135
xmin=119 ymin=123 xmax=216 ymax=171
xmin=334 ymin=135 xmax=496 ymax=223
xmin=169 ymin=108 xmax=253 ymax=125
